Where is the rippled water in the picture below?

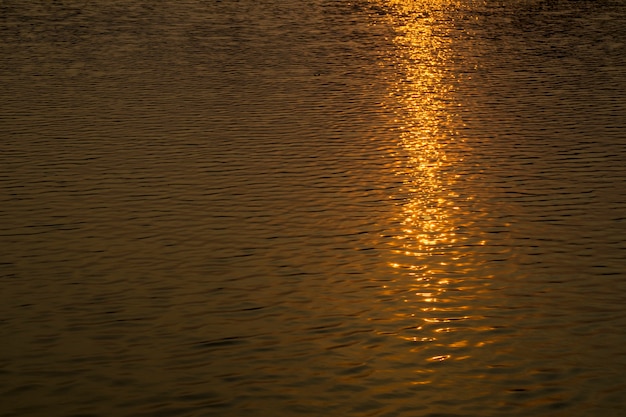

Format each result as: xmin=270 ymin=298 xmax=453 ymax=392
xmin=1 ymin=0 xmax=626 ymax=416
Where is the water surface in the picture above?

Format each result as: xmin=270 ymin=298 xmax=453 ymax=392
xmin=1 ymin=0 xmax=626 ymax=416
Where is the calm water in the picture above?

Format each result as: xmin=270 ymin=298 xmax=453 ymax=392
xmin=1 ymin=0 xmax=626 ymax=416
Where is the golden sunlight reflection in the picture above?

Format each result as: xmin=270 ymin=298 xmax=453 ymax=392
xmin=388 ymin=9 xmax=457 ymax=275
xmin=382 ymin=0 xmax=487 ymax=367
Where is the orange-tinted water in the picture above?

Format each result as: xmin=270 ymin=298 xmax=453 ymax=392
xmin=2 ymin=1 xmax=626 ymax=416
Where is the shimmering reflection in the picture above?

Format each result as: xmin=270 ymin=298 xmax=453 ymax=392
xmin=383 ymin=0 xmax=496 ymax=370
xmin=391 ymin=2 xmax=458 ymax=267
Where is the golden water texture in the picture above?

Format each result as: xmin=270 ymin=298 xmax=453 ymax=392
xmin=2 ymin=0 xmax=626 ymax=416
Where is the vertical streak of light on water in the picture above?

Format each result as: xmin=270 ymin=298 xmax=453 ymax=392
xmin=383 ymin=0 xmax=480 ymax=365
xmin=375 ymin=0 xmax=521 ymax=405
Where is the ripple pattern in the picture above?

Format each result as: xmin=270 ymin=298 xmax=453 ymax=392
xmin=1 ymin=1 xmax=626 ymax=416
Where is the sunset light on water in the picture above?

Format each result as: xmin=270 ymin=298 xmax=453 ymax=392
xmin=1 ymin=1 xmax=626 ymax=416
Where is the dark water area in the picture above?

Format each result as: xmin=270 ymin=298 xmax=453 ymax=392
xmin=1 ymin=0 xmax=626 ymax=416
